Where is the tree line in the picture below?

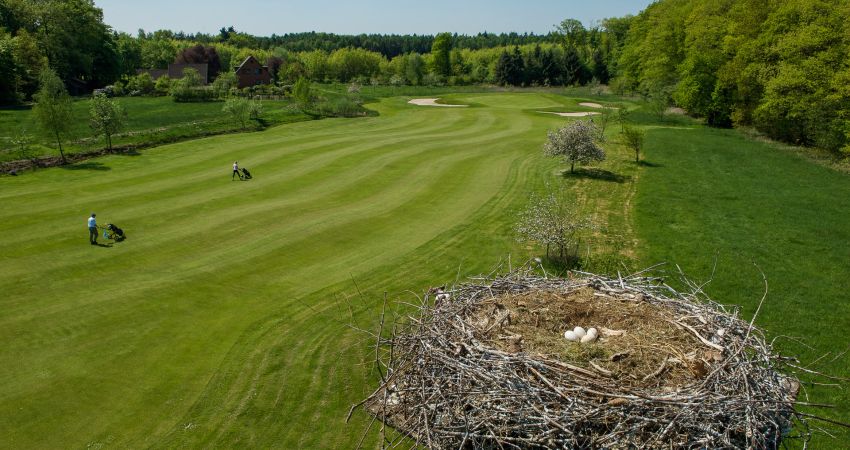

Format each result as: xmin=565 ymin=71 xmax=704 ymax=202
xmin=2 ymin=0 xmax=848 ymax=154
xmin=175 ymin=28 xmax=560 ymax=57
xmin=616 ymin=0 xmax=850 ymax=154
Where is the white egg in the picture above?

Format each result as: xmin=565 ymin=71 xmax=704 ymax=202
xmin=573 ymin=326 xmax=586 ymax=338
xmin=564 ymin=330 xmax=579 ymax=341
xmin=580 ymin=333 xmax=597 ymax=343
xmin=587 ymin=327 xmax=598 ymax=338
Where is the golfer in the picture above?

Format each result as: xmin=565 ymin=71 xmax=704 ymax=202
xmin=88 ymin=213 xmax=98 ymax=245
xmin=232 ymin=161 xmax=241 ymax=180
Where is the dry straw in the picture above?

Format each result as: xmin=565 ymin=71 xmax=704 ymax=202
xmin=348 ymin=263 xmax=845 ymax=449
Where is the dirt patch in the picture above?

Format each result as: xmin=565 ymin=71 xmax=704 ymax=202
xmin=407 ymin=98 xmax=468 ymax=107
xmin=539 ymin=111 xmax=600 ymax=117
xmin=469 ymin=288 xmax=716 ymax=389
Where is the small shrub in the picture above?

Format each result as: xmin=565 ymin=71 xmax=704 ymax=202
xmin=222 ymin=97 xmax=262 ymax=129
xmin=126 ymin=73 xmax=155 ymax=95
xmin=11 ymin=128 xmax=33 ymax=160
xmin=314 ymin=96 xmax=363 ymax=117
xmin=154 ymin=76 xmax=172 ymax=96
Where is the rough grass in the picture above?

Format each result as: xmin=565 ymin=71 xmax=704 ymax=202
xmin=634 ymin=125 xmax=850 ymax=447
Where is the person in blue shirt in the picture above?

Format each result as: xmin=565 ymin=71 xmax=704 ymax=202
xmin=88 ymin=213 xmax=98 ymax=245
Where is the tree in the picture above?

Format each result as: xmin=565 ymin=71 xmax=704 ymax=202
xmin=169 ymin=68 xmax=205 ymax=102
xmin=175 ymin=44 xmax=222 ymax=79
xmin=140 ymin=35 xmax=177 ymax=69
xmin=431 ymin=32 xmax=452 ymax=77
xmin=597 ymin=106 xmax=613 ymax=139
xmin=89 ymin=92 xmax=126 ymax=150
xmin=615 ymin=104 xmax=630 ymax=131
xmin=115 ymin=32 xmax=142 ymax=78
xmin=33 ymin=68 xmax=73 ymax=163
xmin=621 ymin=125 xmax=646 ymax=163
xmin=292 ymin=76 xmax=312 ymax=112
xmin=267 ymin=56 xmax=284 ymax=83
xmin=0 ymin=31 xmax=21 ymax=103
xmin=404 ymin=52 xmax=425 ymax=85
xmin=494 ymin=47 xmax=524 ymax=86
xmin=34 ymin=0 xmax=120 ymax=87
xmin=647 ymin=88 xmax=671 ymax=120
xmin=222 ymin=97 xmax=262 ymax=129
xmin=562 ymin=45 xmax=586 ymax=85
xmin=212 ymin=70 xmax=237 ymax=98
xmin=558 ymin=19 xmax=587 ymax=50
xmin=494 ymin=50 xmax=511 ymax=85
xmin=515 ymin=187 xmax=594 ymax=264
xmin=11 ymin=127 xmax=33 ymax=160
xmin=590 ymin=49 xmax=609 ymax=84
xmin=543 ymin=120 xmax=605 ymax=173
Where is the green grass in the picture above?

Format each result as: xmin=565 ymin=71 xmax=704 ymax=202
xmin=0 ymin=96 xmax=307 ymax=163
xmin=1 ymin=90 xmax=848 ymax=448
xmin=634 ymin=125 xmax=850 ymax=447
xmin=0 ymin=91 xmax=639 ymax=448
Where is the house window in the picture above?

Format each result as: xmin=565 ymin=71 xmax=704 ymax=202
xmin=256 ymin=68 xmax=261 ymax=75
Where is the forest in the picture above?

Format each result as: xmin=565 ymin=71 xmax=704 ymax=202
xmin=0 ymin=0 xmax=848 ymax=154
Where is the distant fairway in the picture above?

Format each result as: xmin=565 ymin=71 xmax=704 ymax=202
xmin=0 ymin=93 xmax=617 ymax=448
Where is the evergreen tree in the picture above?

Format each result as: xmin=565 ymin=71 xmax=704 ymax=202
xmin=563 ymin=46 xmax=583 ymax=85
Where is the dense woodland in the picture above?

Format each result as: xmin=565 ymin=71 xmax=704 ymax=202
xmin=0 ymin=0 xmax=848 ymax=153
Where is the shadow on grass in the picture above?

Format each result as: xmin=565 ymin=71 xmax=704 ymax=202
xmin=114 ymin=148 xmax=141 ymax=156
xmin=638 ymin=160 xmax=663 ymax=168
xmin=62 ymin=162 xmax=111 ymax=171
xmin=561 ymin=168 xmax=631 ymax=183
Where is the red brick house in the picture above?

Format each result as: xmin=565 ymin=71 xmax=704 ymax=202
xmin=235 ymin=56 xmax=271 ymax=88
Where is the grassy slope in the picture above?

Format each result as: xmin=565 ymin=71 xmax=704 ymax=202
xmin=0 ymin=97 xmax=302 ymax=162
xmin=635 ymin=126 xmax=850 ymax=446
xmin=0 ymin=92 xmax=637 ymax=448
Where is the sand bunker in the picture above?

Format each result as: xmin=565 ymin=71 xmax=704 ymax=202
xmin=539 ymin=111 xmax=601 ymax=117
xmin=579 ymin=102 xmax=605 ymax=108
xmin=408 ymin=98 xmax=468 ymax=107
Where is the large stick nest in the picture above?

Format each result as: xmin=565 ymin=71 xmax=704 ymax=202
xmin=353 ymin=267 xmax=818 ymax=449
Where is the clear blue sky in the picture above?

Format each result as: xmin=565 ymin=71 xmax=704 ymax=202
xmin=96 ymin=0 xmax=653 ymax=36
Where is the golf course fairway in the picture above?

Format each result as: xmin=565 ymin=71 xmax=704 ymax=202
xmin=0 ymin=93 xmax=601 ymax=448
xmin=4 ymin=91 xmax=849 ymax=447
